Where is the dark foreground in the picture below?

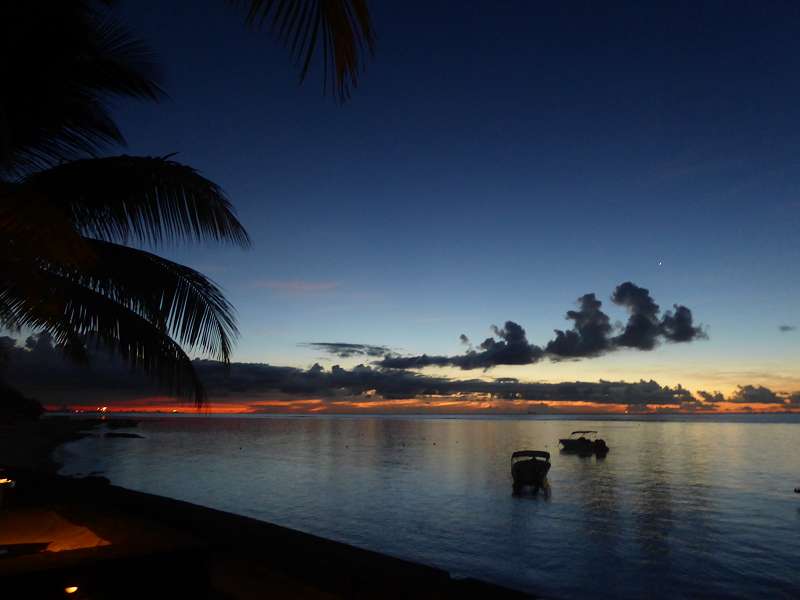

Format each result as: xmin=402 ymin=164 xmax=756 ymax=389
xmin=0 ymin=420 xmax=532 ymax=599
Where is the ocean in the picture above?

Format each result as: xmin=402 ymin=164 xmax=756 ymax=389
xmin=56 ymin=414 xmax=800 ymax=599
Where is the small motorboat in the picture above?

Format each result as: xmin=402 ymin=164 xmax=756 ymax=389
xmin=511 ymin=450 xmax=551 ymax=494
xmin=559 ymin=431 xmax=609 ymax=456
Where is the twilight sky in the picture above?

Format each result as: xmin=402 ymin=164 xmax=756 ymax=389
xmin=13 ymin=1 xmax=800 ymax=411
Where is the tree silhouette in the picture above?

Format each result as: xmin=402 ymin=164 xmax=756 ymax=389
xmin=1 ymin=2 xmax=247 ymax=405
xmin=1 ymin=0 xmax=377 ymax=404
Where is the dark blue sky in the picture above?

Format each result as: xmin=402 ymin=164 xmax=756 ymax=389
xmin=112 ymin=0 xmax=798 ymax=393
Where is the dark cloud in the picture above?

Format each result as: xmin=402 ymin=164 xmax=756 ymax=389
xmin=778 ymin=325 xmax=796 ymax=332
xmin=3 ymin=333 xmax=705 ymax=409
xmin=611 ymin=283 xmax=705 ymax=347
xmin=459 ymin=334 xmax=470 ymax=345
xmin=377 ymin=282 xmax=705 ymax=369
xmin=378 ymin=321 xmax=544 ymax=370
xmin=696 ymin=385 xmax=798 ymax=406
xmin=302 ymin=342 xmax=391 ymax=358
xmin=546 ymin=293 xmax=612 ymax=358
xmin=660 ymin=305 xmax=706 ymax=342
xmin=372 ymin=353 xmax=453 ymax=370
xmin=728 ymin=385 xmax=783 ymax=404
xmin=197 ymin=363 xmax=694 ymax=407
xmin=696 ymin=390 xmax=725 ymax=403
xmin=1 ymin=333 xmax=156 ymax=397
xmin=611 ymin=282 xmax=663 ymax=350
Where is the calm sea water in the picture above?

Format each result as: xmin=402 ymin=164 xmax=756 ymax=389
xmin=56 ymin=414 xmax=800 ymax=599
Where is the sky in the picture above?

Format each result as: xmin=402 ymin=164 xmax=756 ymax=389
xmin=6 ymin=1 xmax=800 ymax=412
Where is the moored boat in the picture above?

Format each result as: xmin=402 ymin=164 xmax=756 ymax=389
xmin=511 ymin=450 xmax=550 ymax=494
xmin=559 ymin=431 xmax=609 ymax=456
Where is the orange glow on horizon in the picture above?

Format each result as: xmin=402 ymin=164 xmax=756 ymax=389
xmin=45 ymin=396 xmax=800 ymax=415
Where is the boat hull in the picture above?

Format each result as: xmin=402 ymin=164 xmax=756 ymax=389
xmin=559 ymin=438 xmax=609 ymax=455
xmin=511 ymin=459 xmax=550 ymax=493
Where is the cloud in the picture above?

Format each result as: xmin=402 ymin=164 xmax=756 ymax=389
xmin=187 ymin=362 xmax=698 ymax=407
xmin=660 ymin=304 xmax=705 ymax=342
xmin=778 ymin=324 xmax=796 ymax=332
xmin=377 ymin=282 xmax=705 ymax=370
xmin=696 ymin=384 xmax=798 ymax=406
xmin=611 ymin=282 xmax=663 ymax=350
xmin=3 ymin=333 xmax=706 ymax=409
xmin=1 ymin=333 xmax=155 ymax=393
xmin=378 ymin=321 xmax=544 ymax=370
xmin=612 ymin=282 xmax=705 ymax=348
xmin=728 ymin=384 xmax=783 ymax=404
xmin=546 ymin=293 xmax=612 ymax=358
xmin=249 ymin=280 xmax=339 ymax=293
xmin=302 ymin=342 xmax=391 ymax=358
xmin=696 ymin=390 xmax=725 ymax=403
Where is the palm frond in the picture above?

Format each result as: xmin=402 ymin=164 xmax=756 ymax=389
xmin=49 ymin=239 xmax=238 ymax=362
xmin=0 ymin=272 xmax=90 ymax=364
xmin=0 ymin=1 xmax=164 ymax=176
xmin=23 ymin=156 xmax=251 ymax=248
xmin=1 ymin=182 xmax=95 ymax=269
xmin=231 ymin=0 xmax=376 ymax=101
xmin=0 ymin=269 xmax=205 ymax=404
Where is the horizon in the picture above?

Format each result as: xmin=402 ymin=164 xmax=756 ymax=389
xmin=44 ymin=405 xmax=800 ymax=416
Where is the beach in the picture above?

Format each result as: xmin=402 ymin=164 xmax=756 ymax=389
xmin=0 ymin=416 xmax=530 ymax=599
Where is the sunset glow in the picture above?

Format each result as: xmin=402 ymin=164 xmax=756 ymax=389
xmin=45 ymin=397 xmax=800 ymax=415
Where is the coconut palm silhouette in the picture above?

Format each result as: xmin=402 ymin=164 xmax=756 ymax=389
xmin=0 ymin=1 xmax=376 ymax=404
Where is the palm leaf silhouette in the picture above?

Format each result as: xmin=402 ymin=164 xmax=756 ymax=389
xmin=232 ymin=0 xmax=376 ymax=101
xmin=0 ymin=1 xmax=164 ymax=176
xmin=2 ymin=0 xmax=379 ymax=405
xmin=24 ymin=156 xmax=251 ymax=248
xmin=2 ymin=154 xmax=248 ymax=404
xmin=0 ymin=270 xmax=204 ymax=403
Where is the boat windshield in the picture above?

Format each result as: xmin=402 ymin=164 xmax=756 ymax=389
xmin=511 ymin=450 xmax=550 ymax=461
xmin=570 ymin=430 xmax=597 ymax=439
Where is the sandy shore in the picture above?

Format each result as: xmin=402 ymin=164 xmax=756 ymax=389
xmin=0 ymin=418 xmax=534 ymax=599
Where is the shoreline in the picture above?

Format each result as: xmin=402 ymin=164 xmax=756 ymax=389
xmin=1 ymin=418 xmax=534 ymax=598
xmin=0 ymin=417 xmax=98 ymax=474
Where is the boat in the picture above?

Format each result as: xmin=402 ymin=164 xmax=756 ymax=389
xmin=511 ymin=450 xmax=551 ymax=494
xmin=559 ymin=431 xmax=609 ymax=456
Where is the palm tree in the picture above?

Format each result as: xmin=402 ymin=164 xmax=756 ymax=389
xmin=1 ymin=156 xmax=250 ymax=405
xmin=0 ymin=0 xmax=376 ymax=405
xmin=1 ymin=2 xmax=248 ymax=405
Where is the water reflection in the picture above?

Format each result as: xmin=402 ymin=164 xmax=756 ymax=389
xmin=58 ymin=415 xmax=800 ymax=599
